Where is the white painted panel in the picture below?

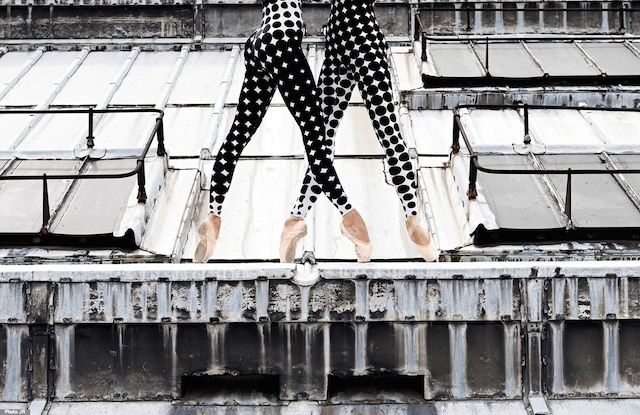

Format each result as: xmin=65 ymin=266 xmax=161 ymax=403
xmin=468 ymin=109 xmax=526 ymax=145
xmin=110 ymin=51 xmax=180 ymax=105
xmin=428 ymin=43 xmax=485 ymax=77
xmin=411 ymin=110 xmax=454 ymax=155
xmin=580 ymin=42 xmax=640 ymax=76
xmin=391 ymin=48 xmax=423 ymax=91
xmin=528 ymin=109 xmax=604 ymax=145
xmin=142 ymin=167 xmax=199 ymax=256
xmin=0 ymin=114 xmax=33 ymax=150
xmin=163 ymin=107 xmax=216 ymax=157
xmin=0 ymin=52 xmax=32 ymax=85
xmin=0 ymin=52 xmax=79 ymax=106
xmin=16 ymin=113 xmax=86 ymax=152
xmin=579 ymin=110 xmax=640 ymax=145
xmin=92 ymin=112 xmax=158 ymax=149
xmin=168 ymin=50 xmax=232 ymax=105
xmin=475 ymin=43 xmax=543 ymax=78
xmin=52 ymin=51 xmax=130 ymax=106
xmin=526 ymin=43 xmax=601 ymax=76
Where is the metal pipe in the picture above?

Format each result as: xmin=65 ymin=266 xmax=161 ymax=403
xmin=41 ymin=174 xmax=50 ymax=235
xmin=565 ymin=168 xmax=572 ymax=222
xmin=136 ymin=160 xmax=147 ymax=204
xmin=87 ymin=107 xmax=95 ymax=148
xmin=485 ymin=37 xmax=489 ymax=73
xmin=421 ymin=32 xmax=428 ymax=62
xmin=452 ymin=114 xmax=461 ymax=154
xmin=523 ymin=104 xmax=531 ymax=144
xmin=468 ymin=156 xmax=478 ymax=199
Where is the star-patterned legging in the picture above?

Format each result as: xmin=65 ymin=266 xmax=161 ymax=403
xmin=290 ymin=0 xmax=419 ymax=218
xmin=209 ymin=0 xmax=353 ymax=217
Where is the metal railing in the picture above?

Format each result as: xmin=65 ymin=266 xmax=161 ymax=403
xmin=451 ymin=103 xmax=640 ymax=223
xmin=0 ymin=108 xmax=166 ymax=235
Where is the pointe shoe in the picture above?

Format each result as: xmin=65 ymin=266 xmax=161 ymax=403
xmin=340 ymin=209 xmax=372 ymax=263
xmin=279 ymin=215 xmax=307 ymax=263
xmin=405 ymin=215 xmax=438 ymax=262
xmin=193 ymin=213 xmax=221 ymax=263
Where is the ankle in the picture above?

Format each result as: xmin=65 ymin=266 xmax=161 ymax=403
xmin=284 ymin=215 xmax=304 ymax=228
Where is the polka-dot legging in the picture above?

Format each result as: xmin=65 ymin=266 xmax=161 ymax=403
xmin=290 ymin=0 xmax=419 ymax=218
xmin=209 ymin=0 xmax=353 ymax=217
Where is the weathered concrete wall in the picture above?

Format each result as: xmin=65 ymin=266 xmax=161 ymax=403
xmin=0 ymin=6 xmax=195 ymax=39
xmin=0 ymin=2 xmax=410 ymax=40
xmin=416 ymin=1 xmax=638 ymax=35
xmin=1 ymin=263 xmax=640 ymax=406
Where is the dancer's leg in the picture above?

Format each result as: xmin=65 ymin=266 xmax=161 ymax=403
xmin=194 ymin=54 xmax=276 ymax=263
xmin=274 ymin=44 xmax=371 ymax=262
xmin=290 ymin=47 xmax=356 ymax=218
xmin=209 ymin=63 xmax=276 ymax=216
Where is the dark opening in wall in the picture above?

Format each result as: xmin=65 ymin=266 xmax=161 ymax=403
xmin=327 ymin=374 xmax=425 ymax=403
xmin=180 ymin=374 xmax=280 ymax=405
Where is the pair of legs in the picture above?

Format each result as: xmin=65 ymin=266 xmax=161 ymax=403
xmin=194 ymin=0 xmax=371 ymax=263
xmin=280 ymin=0 xmax=438 ymax=262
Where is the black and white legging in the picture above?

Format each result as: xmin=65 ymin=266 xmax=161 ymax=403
xmin=290 ymin=0 xmax=419 ymax=218
xmin=209 ymin=0 xmax=353 ymax=217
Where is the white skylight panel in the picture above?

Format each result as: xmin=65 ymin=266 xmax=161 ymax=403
xmin=0 ymin=52 xmax=32 ymax=87
xmin=110 ymin=51 xmax=180 ymax=106
xmin=525 ymin=43 xmax=601 ymax=77
xmin=0 ymin=52 xmax=80 ymax=107
xmin=579 ymin=42 xmax=640 ymax=77
xmin=168 ymin=50 xmax=232 ymax=105
xmin=162 ymin=107 xmax=217 ymax=157
xmin=52 ymin=51 xmax=130 ymax=106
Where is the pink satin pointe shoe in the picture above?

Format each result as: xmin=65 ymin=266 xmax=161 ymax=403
xmin=405 ymin=215 xmax=438 ymax=262
xmin=279 ymin=215 xmax=307 ymax=263
xmin=340 ymin=209 xmax=372 ymax=263
xmin=193 ymin=213 xmax=221 ymax=263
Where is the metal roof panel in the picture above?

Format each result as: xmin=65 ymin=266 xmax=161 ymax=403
xmin=0 ymin=51 xmax=80 ymax=107
xmin=51 ymin=51 xmax=130 ymax=106
xmin=0 ymin=160 xmax=79 ymax=233
xmin=168 ymin=49 xmax=234 ymax=105
xmin=428 ymin=43 xmax=486 ymax=77
xmin=525 ymin=42 xmax=602 ymax=76
xmin=110 ymin=51 xmax=180 ymax=105
xmin=49 ymin=159 xmax=138 ymax=235
xmin=474 ymin=42 xmax=544 ymax=78
xmin=579 ymin=42 xmax=640 ymax=76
